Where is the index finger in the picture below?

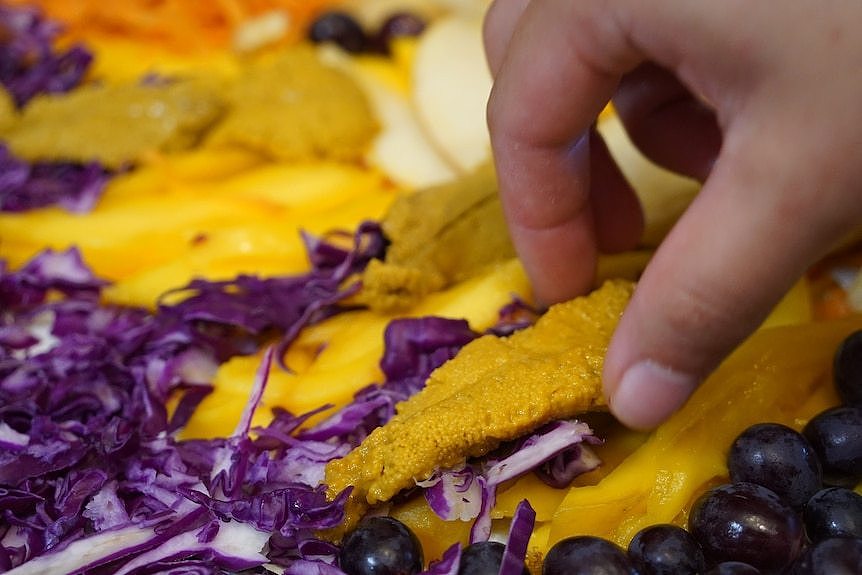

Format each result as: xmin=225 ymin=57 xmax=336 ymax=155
xmin=486 ymin=0 xmax=641 ymax=303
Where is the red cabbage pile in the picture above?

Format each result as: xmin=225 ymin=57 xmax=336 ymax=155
xmin=0 ymin=220 xmax=592 ymax=573
xmin=0 ymin=223 xmax=388 ymax=573
xmin=0 ymin=144 xmax=111 ymax=213
xmin=0 ymin=3 xmax=91 ymax=108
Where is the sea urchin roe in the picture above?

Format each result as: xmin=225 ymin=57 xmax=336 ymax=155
xmin=0 ymin=79 xmax=225 ymax=168
xmin=325 ymin=280 xmax=634 ymax=532
xmin=357 ymin=163 xmax=516 ymax=311
xmin=204 ymin=45 xmax=377 ymax=161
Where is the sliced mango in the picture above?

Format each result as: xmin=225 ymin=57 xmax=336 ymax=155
xmin=0 ymin=155 xmax=397 ymax=308
xmin=544 ymin=315 xmax=860 ymax=552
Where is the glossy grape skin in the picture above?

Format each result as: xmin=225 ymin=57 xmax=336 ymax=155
xmin=786 ymin=537 xmax=862 ymax=574
xmin=458 ymin=541 xmax=529 ymax=575
xmin=687 ymin=482 xmax=803 ymax=571
xmin=727 ymin=422 xmax=822 ymax=509
xmin=703 ymin=562 xmax=761 ymax=575
xmin=626 ymin=524 xmax=705 ymax=575
xmin=308 ymin=11 xmax=368 ymax=53
xmin=339 ymin=516 xmax=424 ymax=575
xmin=542 ymin=536 xmax=636 ymax=575
xmin=802 ymin=406 xmax=862 ymax=485
xmin=834 ymin=330 xmax=862 ymax=405
xmin=374 ymin=12 xmax=426 ymax=52
xmin=803 ymin=487 xmax=862 ymax=542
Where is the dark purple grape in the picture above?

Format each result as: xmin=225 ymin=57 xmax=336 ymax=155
xmin=627 ymin=523 xmax=705 ymax=575
xmin=802 ymin=406 xmax=862 ymax=485
xmin=374 ymin=12 xmax=426 ymax=51
xmin=786 ymin=537 xmax=862 ymax=574
xmin=339 ymin=516 xmax=424 ymax=575
xmin=703 ymin=562 xmax=761 ymax=575
xmin=542 ymin=536 xmax=635 ymax=575
xmin=834 ymin=330 xmax=862 ymax=405
xmin=308 ymin=11 xmax=368 ymax=53
xmin=803 ymin=487 xmax=862 ymax=542
xmin=687 ymin=482 xmax=804 ymax=571
xmin=458 ymin=541 xmax=529 ymax=575
xmin=727 ymin=422 xmax=822 ymax=509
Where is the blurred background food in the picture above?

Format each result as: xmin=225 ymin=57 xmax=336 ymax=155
xmin=1 ymin=1 xmax=862 ymax=573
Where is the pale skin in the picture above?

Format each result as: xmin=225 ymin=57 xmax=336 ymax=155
xmin=484 ymin=0 xmax=862 ymax=429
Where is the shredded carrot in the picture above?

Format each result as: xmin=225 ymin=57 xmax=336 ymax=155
xmin=13 ymin=0 xmax=343 ymax=54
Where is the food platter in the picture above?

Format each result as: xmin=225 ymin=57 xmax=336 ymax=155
xmin=1 ymin=1 xmax=861 ymax=573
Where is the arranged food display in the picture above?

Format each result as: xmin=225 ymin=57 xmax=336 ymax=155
xmin=1 ymin=1 xmax=861 ymax=574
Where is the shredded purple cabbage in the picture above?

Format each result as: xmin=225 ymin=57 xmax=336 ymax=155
xmin=0 ymin=222 xmax=389 ymax=573
xmin=0 ymin=222 xmax=562 ymax=573
xmin=159 ymin=222 xmax=388 ymax=364
xmin=0 ymin=144 xmax=111 ymax=213
xmin=416 ymin=465 xmax=482 ymax=522
xmin=0 ymin=3 xmax=92 ymax=108
xmin=497 ymin=500 xmax=535 ymax=575
xmin=418 ymin=420 xmax=602 ymax=543
xmin=419 ymin=544 xmax=461 ymax=575
xmin=483 ymin=420 xmax=603 ymax=489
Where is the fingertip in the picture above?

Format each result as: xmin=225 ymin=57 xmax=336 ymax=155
xmin=588 ymin=129 xmax=645 ymax=253
xmin=482 ymin=0 xmax=530 ymax=76
xmin=606 ymin=359 xmax=699 ymax=430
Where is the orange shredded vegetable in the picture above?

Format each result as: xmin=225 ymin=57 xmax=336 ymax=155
xmin=12 ymin=0 xmax=342 ymax=54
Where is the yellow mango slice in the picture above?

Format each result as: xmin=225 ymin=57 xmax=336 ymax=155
xmin=82 ymin=37 xmax=242 ymax=83
xmin=0 ymin=155 xmax=397 ymax=308
xmin=389 ymin=495 xmax=473 ymax=564
xmin=544 ymin=315 xmax=862 ymax=554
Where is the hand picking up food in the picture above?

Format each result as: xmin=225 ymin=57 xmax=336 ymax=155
xmin=484 ymin=0 xmax=862 ymax=431
xmin=1 ymin=1 xmax=862 ymax=574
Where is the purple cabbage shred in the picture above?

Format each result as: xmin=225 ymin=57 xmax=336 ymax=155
xmin=0 ymin=144 xmax=111 ymax=213
xmin=418 ymin=544 xmax=460 ymax=575
xmin=419 ymin=420 xmax=601 ymax=544
xmin=0 ymin=3 xmax=92 ymax=107
xmin=497 ymin=500 xmax=536 ymax=575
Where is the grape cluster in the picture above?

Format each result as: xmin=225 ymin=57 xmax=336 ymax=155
xmin=543 ymin=329 xmax=862 ymax=574
xmin=307 ymin=10 xmax=426 ymax=55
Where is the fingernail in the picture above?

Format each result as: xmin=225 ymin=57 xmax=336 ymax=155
xmin=609 ymin=360 xmax=698 ymax=430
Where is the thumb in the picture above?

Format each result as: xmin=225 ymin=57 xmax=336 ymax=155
xmin=603 ymin=125 xmax=862 ymax=430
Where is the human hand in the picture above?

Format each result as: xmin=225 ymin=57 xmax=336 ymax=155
xmin=484 ymin=0 xmax=862 ymax=429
